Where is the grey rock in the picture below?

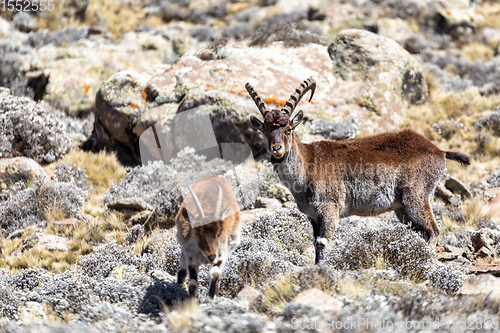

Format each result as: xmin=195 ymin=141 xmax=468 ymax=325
xmin=236 ymin=285 xmax=260 ymax=307
xmin=444 ymin=175 xmax=471 ymax=198
xmin=35 ymin=233 xmax=69 ymax=252
xmin=13 ymin=12 xmax=37 ymax=33
xmin=459 ymin=274 xmax=500 ymax=296
xmin=328 ymin=29 xmax=428 ymax=119
xmin=255 ymin=197 xmax=282 ymax=210
xmin=0 ymin=157 xmax=49 ymax=197
xmin=470 ymin=228 xmax=497 ymax=254
xmin=309 ymin=119 xmax=359 ymax=141
xmin=107 ymin=197 xmax=154 ymax=212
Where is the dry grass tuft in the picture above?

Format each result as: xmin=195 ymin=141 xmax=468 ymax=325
xmin=461 ymin=43 xmax=495 ymax=63
xmin=0 ymin=210 xmax=128 ymax=273
xmin=51 ymin=150 xmax=126 ymax=196
xmin=477 ymin=2 xmax=500 ymax=29
xmin=335 ymin=277 xmax=369 ymax=299
xmin=165 ymin=299 xmax=202 ymax=333
xmin=462 ymin=196 xmax=493 ymax=228
xmin=260 ymin=277 xmax=297 ymax=314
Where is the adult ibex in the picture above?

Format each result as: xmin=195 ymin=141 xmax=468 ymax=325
xmin=176 ymin=176 xmax=241 ymax=299
xmin=246 ymin=78 xmax=470 ymax=264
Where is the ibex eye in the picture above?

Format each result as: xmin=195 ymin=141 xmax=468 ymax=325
xmin=286 ymin=129 xmax=292 ymax=134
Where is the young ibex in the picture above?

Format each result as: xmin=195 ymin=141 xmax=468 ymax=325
xmin=246 ymin=78 xmax=470 ymax=264
xmin=176 ymin=176 xmax=241 ymax=299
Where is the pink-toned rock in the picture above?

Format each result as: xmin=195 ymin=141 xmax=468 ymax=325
xmin=94 ymin=33 xmax=428 ymax=163
xmin=292 ymin=288 xmax=341 ymax=314
xmin=486 ymin=188 xmax=500 ymax=222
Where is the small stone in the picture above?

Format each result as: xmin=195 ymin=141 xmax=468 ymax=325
xmin=466 ymin=263 xmax=500 ymax=277
xmin=445 ymin=176 xmax=471 ymax=198
xmin=52 ymin=218 xmax=80 ymax=225
xmin=18 ymin=301 xmax=46 ymax=323
xmin=34 ymin=233 xmax=69 ymax=252
xmin=291 ymin=288 xmax=341 ymax=314
xmin=459 ymin=274 xmax=500 ymax=296
xmin=151 ymin=270 xmax=177 ymax=283
xmin=126 ymin=210 xmax=153 ymax=226
xmin=255 ymin=197 xmax=282 ymax=210
xmin=476 ymin=246 xmax=494 ymax=258
xmin=237 ymin=285 xmax=260 ymax=306
xmin=470 ymin=228 xmax=496 ymax=253
xmin=107 ymin=197 xmax=153 ymax=211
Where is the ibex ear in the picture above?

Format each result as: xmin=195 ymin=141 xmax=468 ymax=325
xmin=250 ymin=116 xmax=264 ymax=131
xmin=291 ymin=110 xmax=303 ymax=129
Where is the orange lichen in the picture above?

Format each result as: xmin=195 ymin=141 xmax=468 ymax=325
xmin=142 ymin=89 xmax=147 ymax=100
xmin=264 ymin=97 xmax=286 ymax=105
xmin=131 ymin=103 xmax=138 ymax=109
xmin=83 ymin=84 xmax=91 ymax=97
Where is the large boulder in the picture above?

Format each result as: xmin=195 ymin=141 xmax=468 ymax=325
xmin=33 ymin=30 xmax=179 ymax=117
xmin=93 ymin=37 xmax=428 ymax=164
xmin=328 ymin=29 xmax=428 ymax=121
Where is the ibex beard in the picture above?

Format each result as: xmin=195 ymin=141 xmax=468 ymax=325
xmin=176 ymin=176 xmax=241 ymax=299
xmin=246 ymin=77 xmax=470 ymax=264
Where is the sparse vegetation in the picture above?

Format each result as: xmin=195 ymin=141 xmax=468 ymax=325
xmin=1 ymin=0 xmax=500 ymax=331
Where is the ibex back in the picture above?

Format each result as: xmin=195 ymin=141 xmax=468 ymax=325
xmin=246 ymin=78 xmax=470 ymax=263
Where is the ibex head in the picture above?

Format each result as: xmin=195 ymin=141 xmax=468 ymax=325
xmin=246 ymin=78 xmax=316 ymax=159
xmin=186 ymin=183 xmax=230 ymax=264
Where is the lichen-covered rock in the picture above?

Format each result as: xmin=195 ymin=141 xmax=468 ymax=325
xmin=0 ymin=88 xmax=72 ymax=163
xmin=93 ymin=38 xmax=426 ymax=161
xmin=309 ymin=118 xmax=359 ymax=141
xmin=0 ymin=157 xmax=49 ymax=199
xmin=0 ymin=42 xmax=47 ymax=100
xmin=92 ymin=69 xmax=185 ymax=164
xmin=328 ymin=29 xmax=428 ymax=120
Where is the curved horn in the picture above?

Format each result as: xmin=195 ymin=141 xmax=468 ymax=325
xmin=245 ymin=83 xmax=270 ymax=117
xmin=214 ymin=185 xmax=223 ymax=219
xmin=282 ymin=77 xmax=316 ymax=117
xmin=189 ymin=185 xmax=205 ymax=219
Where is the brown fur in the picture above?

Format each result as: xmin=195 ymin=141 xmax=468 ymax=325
xmin=175 ymin=176 xmax=241 ymax=298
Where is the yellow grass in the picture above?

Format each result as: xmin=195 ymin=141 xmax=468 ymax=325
xmin=461 ymin=43 xmax=495 ymax=63
xmin=49 ymin=150 xmax=126 ymax=196
xmin=0 ymin=211 xmax=127 ymax=273
xmin=165 ymin=299 xmax=202 ymax=333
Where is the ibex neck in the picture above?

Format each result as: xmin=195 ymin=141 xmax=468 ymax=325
xmin=273 ymin=135 xmax=308 ymax=191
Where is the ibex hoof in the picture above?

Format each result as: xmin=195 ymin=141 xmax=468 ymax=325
xmin=209 ymin=266 xmax=221 ymax=279
xmin=315 ymin=237 xmax=328 ymax=247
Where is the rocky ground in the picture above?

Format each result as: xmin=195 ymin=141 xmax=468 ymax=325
xmin=1 ymin=0 xmax=500 ymax=332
